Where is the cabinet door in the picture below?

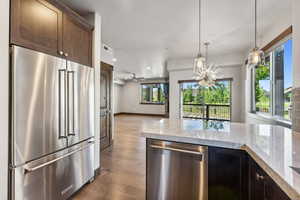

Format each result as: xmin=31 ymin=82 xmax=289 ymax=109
xmin=208 ymin=147 xmax=248 ymax=200
xmin=62 ymin=14 xmax=93 ymax=67
xmin=11 ymin=0 xmax=63 ymax=56
xmin=249 ymin=158 xmax=291 ymax=200
xmin=249 ymin=160 xmax=265 ymax=200
xmin=265 ymin=176 xmax=291 ymax=200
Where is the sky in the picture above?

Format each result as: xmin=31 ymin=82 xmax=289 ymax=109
xmin=259 ymin=39 xmax=293 ymax=91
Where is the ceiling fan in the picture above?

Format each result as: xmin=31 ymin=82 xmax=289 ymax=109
xmin=114 ymin=70 xmax=145 ymax=82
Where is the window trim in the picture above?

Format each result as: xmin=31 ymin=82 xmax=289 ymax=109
xmin=140 ymin=82 xmax=166 ymax=105
xmin=251 ymin=32 xmax=293 ymax=121
xmin=262 ymin=26 xmax=292 ymax=52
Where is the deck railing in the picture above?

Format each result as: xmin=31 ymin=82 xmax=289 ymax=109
xmin=182 ymin=103 xmax=231 ymax=121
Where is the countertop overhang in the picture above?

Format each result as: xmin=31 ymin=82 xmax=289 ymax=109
xmin=141 ymin=119 xmax=300 ymax=200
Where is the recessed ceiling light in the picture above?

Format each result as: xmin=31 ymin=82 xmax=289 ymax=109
xmin=146 ymin=66 xmax=151 ymax=70
xmin=112 ymin=58 xmax=117 ymax=62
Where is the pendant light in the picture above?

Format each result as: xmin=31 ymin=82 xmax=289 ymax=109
xmin=193 ymin=0 xmax=217 ymax=87
xmin=198 ymin=42 xmax=217 ymax=87
xmin=248 ymin=0 xmax=264 ymax=66
xmin=193 ymin=0 xmax=206 ymax=78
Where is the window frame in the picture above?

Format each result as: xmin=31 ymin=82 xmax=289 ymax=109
xmin=178 ymin=78 xmax=233 ymax=121
xmin=251 ymin=34 xmax=293 ymax=121
xmin=140 ymin=83 xmax=166 ymax=105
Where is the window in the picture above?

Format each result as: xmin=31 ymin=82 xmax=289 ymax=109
xmin=180 ymin=79 xmax=232 ymax=121
xmin=141 ymin=83 xmax=166 ymax=104
xmin=252 ymin=38 xmax=293 ymax=121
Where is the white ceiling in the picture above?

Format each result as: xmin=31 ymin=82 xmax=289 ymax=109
xmin=62 ymin=0 xmax=292 ymax=77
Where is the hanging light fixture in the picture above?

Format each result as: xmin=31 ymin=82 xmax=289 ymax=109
xmin=193 ymin=0 xmax=206 ymax=79
xmin=193 ymin=0 xmax=217 ymax=87
xmin=248 ymin=0 xmax=264 ymax=66
xmin=197 ymin=42 xmax=218 ymax=87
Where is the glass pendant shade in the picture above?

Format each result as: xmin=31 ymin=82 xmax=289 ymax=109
xmin=193 ymin=55 xmax=206 ymax=79
xmin=248 ymin=47 xmax=265 ymax=66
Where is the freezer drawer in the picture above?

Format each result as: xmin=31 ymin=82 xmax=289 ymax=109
xmin=147 ymin=139 xmax=208 ymax=200
xmin=11 ymin=141 xmax=94 ymax=200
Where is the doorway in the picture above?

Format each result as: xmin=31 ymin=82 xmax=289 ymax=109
xmin=100 ymin=62 xmax=113 ymax=151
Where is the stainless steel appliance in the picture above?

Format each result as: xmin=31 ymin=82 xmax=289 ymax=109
xmin=147 ymin=139 xmax=208 ymax=200
xmin=10 ymin=46 xmax=95 ymax=200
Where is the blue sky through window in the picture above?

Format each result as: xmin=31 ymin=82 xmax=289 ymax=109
xmin=284 ymin=39 xmax=293 ymax=89
xmin=259 ymin=39 xmax=292 ymax=91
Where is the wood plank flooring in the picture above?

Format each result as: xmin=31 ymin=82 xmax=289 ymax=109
xmin=72 ymin=114 xmax=162 ymax=200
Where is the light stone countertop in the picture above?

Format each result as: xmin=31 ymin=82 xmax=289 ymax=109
xmin=141 ymin=119 xmax=300 ymax=200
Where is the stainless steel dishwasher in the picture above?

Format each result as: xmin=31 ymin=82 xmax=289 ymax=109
xmin=147 ymin=139 xmax=208 ymax=200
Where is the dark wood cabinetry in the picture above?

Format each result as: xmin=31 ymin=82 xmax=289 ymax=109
xmin=249 ymin=158 xmax=290 ymax=200
xmin=208 ymin=147 xmax=248 ymax=200
xmin=10 ymin=0 xmax=63 ymax=56
xmin=10 ymin=0 xmax=93 ymax=67
xmin=62 ymin=14 xmax=92 ymax=66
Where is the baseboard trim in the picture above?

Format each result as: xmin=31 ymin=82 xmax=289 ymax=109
xmin=94 ymin=167 xmax=101 ymax=177
xmin=114 ymin=112 xmax=167 ymax=117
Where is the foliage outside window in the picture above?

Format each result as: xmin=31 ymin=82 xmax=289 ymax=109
xmin=255 ymin=56 xmax=271 ymax=113
xmin=253 ymin=38 xmax=293 ymax=121
xmin=141 ymin=83 xmax=166 ymax=104
xmin=181 ymin=80 xmax=231 ymax=121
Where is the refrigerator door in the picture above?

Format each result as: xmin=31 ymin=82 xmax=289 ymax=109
xmin=12 ymin=46 xmax=68 ymax=166
xmin=11 ymin=139 xmax=95 ymax=200
xmin=66 ymin=61 xmax=94 ymax=145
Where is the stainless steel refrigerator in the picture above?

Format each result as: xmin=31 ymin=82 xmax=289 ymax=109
xmin=10 ymin=46 xmax=95 ymax=200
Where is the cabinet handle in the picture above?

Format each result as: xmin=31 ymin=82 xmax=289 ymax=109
xmin=64 ymin=53 xmax=69 ymax=57
xmin=59 ymin=51 xmax=64 ymax=55
xmin=256 ymin=173 xmax=264 ymax=181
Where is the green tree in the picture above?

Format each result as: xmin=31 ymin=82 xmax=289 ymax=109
xmin=255 ymin=64 xmax=270 ymax=103
xmin=183 ymin=86 xmax=194 ymax=103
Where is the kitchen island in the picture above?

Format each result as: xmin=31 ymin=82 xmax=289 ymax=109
xmin=141 ymin=119 xmax=300 ymax=200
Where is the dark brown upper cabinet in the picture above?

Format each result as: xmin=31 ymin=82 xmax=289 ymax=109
xmin=10 ymin=0 xmax=63 ymax=56
xmin=10 ymin=0 xmax=93 ymax=67
xmin=62 ymin=14 xmax=92 ymax=67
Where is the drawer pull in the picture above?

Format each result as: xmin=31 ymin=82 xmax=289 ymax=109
xmin=23 ymin=141 xmax=95 ymax=174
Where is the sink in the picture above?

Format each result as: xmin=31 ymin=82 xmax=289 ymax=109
xmin=290 ymin=166 xmax=300 ymax=175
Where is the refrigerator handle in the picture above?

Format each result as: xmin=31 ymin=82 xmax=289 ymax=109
xmin=58 ymin=69 xmax=67 ymax=139
xmin=67 ymin=70 xmax=75 ymax=136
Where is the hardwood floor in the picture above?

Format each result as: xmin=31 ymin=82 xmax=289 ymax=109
xmin=72 ymin=114 xmax=162 ymax=200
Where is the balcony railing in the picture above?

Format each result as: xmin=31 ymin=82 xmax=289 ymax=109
xmin=182 ymin=103 xmax=231 ymax=121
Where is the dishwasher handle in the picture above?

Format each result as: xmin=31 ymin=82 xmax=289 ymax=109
xmin=150 ymin=144 xmax=204 ymax=157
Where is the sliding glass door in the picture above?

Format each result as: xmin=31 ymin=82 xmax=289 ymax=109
xmin=180 ymin=80 xmax=232 ymax=121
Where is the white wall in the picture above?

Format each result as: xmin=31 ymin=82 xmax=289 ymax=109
xmin=119 ymin=81 xmax=166 ymax=115
xmin=168 ymin=63 xmax=245 ymax=122
xmin=113 ymin=83 xmax=123 ymax=114
xmin=0 ymin=0 xmax=9 ymax=199
xmin=101 ymin=44 xmax=115 ymax=65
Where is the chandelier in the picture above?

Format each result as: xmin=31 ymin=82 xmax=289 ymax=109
xmin=194 ymin=42 xmax=218 ymax=87
xmin=247 ymin=0 xmax=264 ymax=66
xmin=193 ymin=0 xmax=217 ymax=87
